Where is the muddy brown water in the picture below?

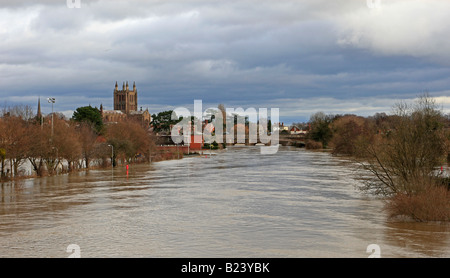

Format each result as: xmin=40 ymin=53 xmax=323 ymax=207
xmin=0 ymin=146 xmax=449 ymax=257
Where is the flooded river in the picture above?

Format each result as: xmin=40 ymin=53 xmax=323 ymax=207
xmin=0 ymin=146 xmax=449 ymax=257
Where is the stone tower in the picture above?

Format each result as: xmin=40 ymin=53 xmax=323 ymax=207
xmin=113 ymin=81 xmax=138 ymax=114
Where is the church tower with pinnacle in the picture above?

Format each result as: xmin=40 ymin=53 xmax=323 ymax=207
xmin=113 ymin=81 xmax=138 ymax=114
xmin=103 ymin=81 xmax=151 ymax=127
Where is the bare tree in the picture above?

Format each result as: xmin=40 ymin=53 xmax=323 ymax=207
xmin=26 ymin=124 xmax=48 ymax=177
xmin=0 ymin=114 xmax=32 ymax=178
xmin=53 ymin=120 xmax=82 ymax=173
xmin=105 ymin=119 xmax=155 ymax=164
xmin=76 ymin=122 xmax=99 ymax=169
xmin=358 ymin=95 xmax=447 ymax=196
xmin=1 ymin=104 xmax=35 ymax=121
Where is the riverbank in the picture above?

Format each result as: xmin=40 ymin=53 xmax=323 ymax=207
xmin=0 ymin=151 xmax=179 ymax=183
xmin=0 ymin=145 xmax=228 ymax=183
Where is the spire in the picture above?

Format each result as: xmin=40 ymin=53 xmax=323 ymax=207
xmin=126 ymin=81 xmax=129 ymax=90
xmin=36 ymin=97 xmax=43 ymax=127
xmin=123 ymin=82 xmax=125 ymax=90
xmin=37 ymin=97 xmax=41 ymax=118
xmin=133 ymin=81 xmax=136 ymax=90
xmin=115 ymin=81 xmax=118 ymax=90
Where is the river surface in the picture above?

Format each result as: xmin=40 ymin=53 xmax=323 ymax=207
xmin=0 ymin=146 xmax=449 ymax=258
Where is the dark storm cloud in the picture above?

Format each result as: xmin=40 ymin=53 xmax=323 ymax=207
xmin=0 ymin=0 xmax=449 ymax=121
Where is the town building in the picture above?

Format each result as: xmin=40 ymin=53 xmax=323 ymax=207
xmin=289 ymin=124 xmax=308 ymax=135
xmin=289 ymin=125 xmax=301 ymax=134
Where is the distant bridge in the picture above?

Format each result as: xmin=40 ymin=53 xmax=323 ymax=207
xmin=278 ymin=134 xmax=306 ymax=147
xmin=155 ymin=134 xmax=307 ymax=147
xmin=230 ymin=134 xmax=306 ymax=147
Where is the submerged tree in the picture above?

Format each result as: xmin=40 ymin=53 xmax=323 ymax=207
xmin=0 ymin=115 xmax=30 ymax=178
xmin=26 ymin=124 xmax=49 ymax=177
xmin=76 ymin=122 xmax=100 ymax=169
xmin=358 ymin=95 xmax=448 ymax=197
xmin=105 ymin=119 xmax=155 ymax=164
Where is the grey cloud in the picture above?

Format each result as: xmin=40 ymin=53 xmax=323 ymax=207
xmin=0 ymin=0 xmax=99 ymax=8
xmin=335 ymin=0 xmax=450 ymax=64
xmin=30 ymin=6 xmax=92 ymax=32
xmin=1 ymin=0 xmax=449 ymax=123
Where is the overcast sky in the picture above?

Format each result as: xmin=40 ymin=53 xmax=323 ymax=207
xmin=1 ymin=0 xmax=450 ymax=123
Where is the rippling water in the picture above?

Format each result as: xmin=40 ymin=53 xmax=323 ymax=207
xmin=0 ymin=146 xmax=449 ymax=257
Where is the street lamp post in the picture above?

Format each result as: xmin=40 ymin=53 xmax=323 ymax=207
xmin=107 ymin=144 xmax=114 ymax=180
xmin=47 ymin=97 xmax=55 ymax=137
xmin=108 ymin=144 xmax=114 ymax=167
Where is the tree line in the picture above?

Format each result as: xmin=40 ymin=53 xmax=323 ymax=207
xmin=305 ymin=95 xmax=450 ymax=222
xmin=0 ymin=105 xmax=158 ymax=180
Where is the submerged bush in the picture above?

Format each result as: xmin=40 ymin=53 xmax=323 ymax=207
xmin=305 ymin=140 xmax=323 ymax=150
xmin=386 ymin=185 xmax=450 ymax=222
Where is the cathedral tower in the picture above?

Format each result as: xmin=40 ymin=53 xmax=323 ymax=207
xmin=113 ymin=81 xmax=138 ymax=114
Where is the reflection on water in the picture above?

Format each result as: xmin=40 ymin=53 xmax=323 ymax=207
xmin=0 ymin=146 xmax=449 ymax=257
